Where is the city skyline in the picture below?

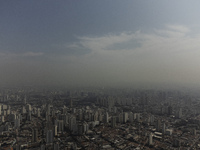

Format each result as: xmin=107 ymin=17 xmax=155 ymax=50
xmin=1 ymin=1 xmax=200 ymax=88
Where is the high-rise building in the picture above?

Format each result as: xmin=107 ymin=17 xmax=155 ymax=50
xmin=160 ymin=107 xmax=165 ymax=114
xmin=1 ymin=115 xmax=4 ymax=123
xmin=40 ymin=144 xmax=45 ymax=150
xmin=118 ymin=113 xmax=123 ymax=123
xmin=15 ymin=144 xmax=22 ymax=150
xmin=113 ymin=106 xmax=117 ymax=113
xmin=9 ymin=113 xmax=16 ymax=122
xmin=54 ymin=125 xmax=58 ymax=136
xmin=193 ymin=128 xmax=196 ymax=136
xmin=70 ymin=99 xmax=73 ymax=107
xmin=150 ymin=115 xmax=154 ymax=125
xmin=63 ymin=114 xmax=69 ymax=126
xmin=136 ymin=113 xmax=140 ymax=122
xmin=166 ymin=129 xmax=173 ymax=135
xmin=53 ymin=142 xmax=59 ymax=150
xmin=177 ymin=108 xmax=182 ymax=118
xmin=58 ymin=120 xmax=64 ymax=133
xmin=46 ymin=130 xmax=53 ymax=144
xmin=168 ymin=106 xmax=173 ymax=115
xmin=77 ymin=109 xmax=83 ymax=121
xmin=27 ymin=111 xmax=31 ymax=121
xmin=14 ymin=117 xmax=20 ymax=129
xmin=104 ymin=112 xmax=109 ymax=123
xmin=83 ymin=122 xmax=88 ymax=134
xmin=133 ymin=113 xmax=137 ymax=120
xmin=162 ymin=123 xmax=166 ymax=135
xmin=78 ymin=124 xmax=83 ymax=135
xmin=111 ymin=116 xmax=116 ymax=127
xmin=32 ymin=128 xmax=38 ymax=142
xmin=69 ymin=116 xmax=77 ymax=134
xmin=21 ymin=106 xmax=26 ymax=114
xmin=47 ymin=104 xmax=51 ymax=116
xmin=149 ymin=133 xmax=153 ymax=145
xmin=26 ymin=104 xmax=32 ymax=112
xmin=93 ymin=111 xmax=98 ymax=121
xmin=6 ymin=108 xmax=10 ymax=115
xmin=23 ymin=95 xmax=27 ymax=105
xmin=128 ymin=112 xmax=133 ymax=123
xmin=37 ymin=108 xmax=40 ymax=117
xmin=156 ymin=119 xmax=161 ymax=131
xmin=123 ymin=112 xmax=128 ymax=123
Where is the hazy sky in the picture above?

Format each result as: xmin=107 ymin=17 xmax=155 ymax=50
xmin=1 ymin=0 xmax=200 ymax=88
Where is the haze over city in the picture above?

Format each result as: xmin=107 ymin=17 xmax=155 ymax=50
xmin=1 ymin=1 xmax=200 ymax=88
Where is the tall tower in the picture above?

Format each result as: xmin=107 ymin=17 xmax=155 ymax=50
xmin=104 ymin=112 xmax=109 ymax=123
xmin=156 ymin=119 xmax=161 ymax=131
xmin=69 ymin=116 xmax=77 ymax=134
xmin=37 ymin=108 xmax=40 ymax=117
xmin=58 ymin=120 xmax=64 ymax=133
xmin=46 ymin=130 xmax=53 ymax=144
xmin=0 ymin=105 xmax=1 ymax=115
xmin=70 ymin=99 xmax=73 ymax=107
xmin=23 ymin=95 xmax=27 ymax=105
xmin=168 ymin=106 xmax=173 ymax=115
xmin=178 ymin=108 xmax=182 ymax=118
xmin=14 ymin=117 xmax=20 ymax=129
xmin=136 ymin=113 xmax=140 ymax=122
xmin=111 ymin=116 xmax=116 ymax=128
xmin=1 ymin=116 xmax=4 ymax=122
xmin=162 ymin=123 xmax=166 ymax=135
xmin=54 ymin=125 xmax=58 ymax=136
xmin=47 ymin=104 xmax=51 ymax=116
xmin=32 ymin=128 xmax=38 ymax=142
xmin=123 ymin=112 xmax=128 ymax=123
xmin=149 ymin=133 xmax=153 ymax=145
xmin=54 ymin=142 xmax=59 ymax=150
xmin=150 ymin=115 xmax=154 ymax=125
xmin=27 ymin=110 xmax=31 ymax=121
xmin=128 ymin=112 xmax=133 ymax=123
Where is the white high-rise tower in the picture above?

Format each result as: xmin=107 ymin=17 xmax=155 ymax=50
xmin=149 ymin=133 xmax=153 ymax=145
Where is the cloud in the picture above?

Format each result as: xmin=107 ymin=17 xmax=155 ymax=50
xmin=166 ymin=24 xmax=190 ymax=33
xmin=76 ymin=31 xmax=141 ymax=52
xmin=68 ymin=25 xmax=193 ymax=55
xmin=66 ymin=25 xmax=194 ymax=60
xmin=0 ymin=51 xmax=44 ymax=61
xmin=21 ymin=52 xmax=44 ymax=57
xmin=1 ymin=24 xmax=200 ymax=88
xmin=61 ymin=24 xmax=200 ymax=87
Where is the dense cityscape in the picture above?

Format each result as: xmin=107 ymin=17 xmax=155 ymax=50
xmin=2 ymin=1 xmax=200 ymax=150
xmin=0 ymin=87 xmax=200 ymax=150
